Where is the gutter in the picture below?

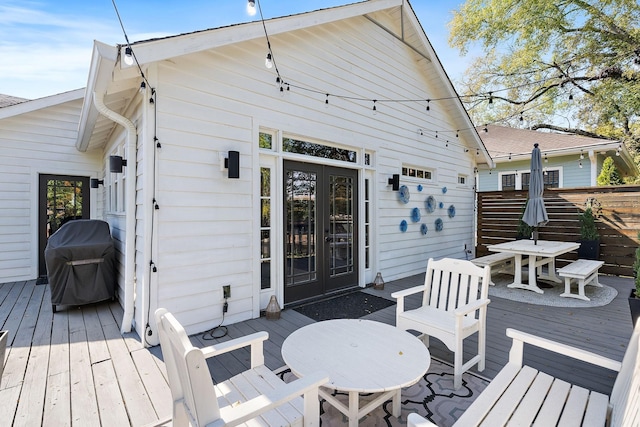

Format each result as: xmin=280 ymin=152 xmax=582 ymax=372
xmin=93 ymin=91 xmax=137 ymax=334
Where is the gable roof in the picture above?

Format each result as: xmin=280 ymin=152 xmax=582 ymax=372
xmin=76 ymin=0 xmax=492 ymax=167
xmin=480 ymin=125 xmax=637 ymax=175
xmin=0 ymin=89 xmax=84 ymax=120
xmin=0 ymin=94 xmax=28 ymax=108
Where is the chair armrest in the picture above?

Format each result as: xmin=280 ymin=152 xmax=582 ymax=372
xmin=201 ymin=331 xmax=269 ymax=368
xmin=391 ymin=285 xmax=424 ymax=300
xmin=454 ymin=298 xmax=490 ymax=317
xmin=506 ymin=328 xmax=622 ymax=371
xmin=216 ymin=371 xmax=329 ymax=426
xmin=407 ymin=413 xmax=437 ymax=427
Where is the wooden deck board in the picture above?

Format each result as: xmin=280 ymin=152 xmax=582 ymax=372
xmin=0 ymin=273 xmax=634 ymax=426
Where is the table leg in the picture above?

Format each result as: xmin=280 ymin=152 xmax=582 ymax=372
xmin=508 ymin=254 xmax=543 ymax=293
xmin=348 ymin=391 xmax=359 ymax=427
xmin=392 ymin=389 xmax=401 ymax=417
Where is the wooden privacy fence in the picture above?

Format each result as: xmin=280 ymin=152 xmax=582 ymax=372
xmin=476 ymin=186 xmax=640 ymax=277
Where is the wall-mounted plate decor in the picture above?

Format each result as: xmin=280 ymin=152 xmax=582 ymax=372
xmin=448 ymin=205 xmax=456 ymax=218
xmin=399 ymin=185 xmax=410 ymax=204
xmin=411 ymin=207 xmax=421 ymax=222
xmin=420 ymin=223 xmax=428 ymax=235
xmin=400 ymin=219 xmax=408 ymax=232
xmin=425 ymin=196 xmax=436 ymax=213
xmin=435 ymin=218 xmax=444 ymax=232
xmin=417 ymin=184 xmax=423 ymax=192
xmin=439 ymin=202 xmax=444 ymax=209
xmin=442 ymin=187 xmax=447 ymax=194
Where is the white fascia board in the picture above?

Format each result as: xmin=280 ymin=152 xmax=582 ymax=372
xmin=0 ymin=89 xmax=84 ymax=120
xmin=118 ymin=0 xmax=403 ymax=69
xmin=76 ymin=41 xmax=118 ymax=152
xmin=399 ymin=1 xmax=493 ymax=168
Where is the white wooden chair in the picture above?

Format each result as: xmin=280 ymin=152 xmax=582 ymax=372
xmin=391 ymin=258 xmax=491 ymax=390
xmin=405 ymin=318 xmax=640 ymax=426
xmin=154 ymin=308 xmax=328 ymax=427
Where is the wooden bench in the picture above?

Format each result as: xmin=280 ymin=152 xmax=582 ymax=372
xmin=471 ymin=252 xmax=516 ymax=285
xmin=407 ymin=320 xmax=640 ymax=426
xmin=557 ymin=259 xmax=604 ymax=301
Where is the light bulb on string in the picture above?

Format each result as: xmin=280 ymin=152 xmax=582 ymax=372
xmin=579 ymin=160 xmax=583 ymax=168
xmin=247 ymin=0 xmax=256 ymax=16
xmin=139 ymin=81 xmax=146 ymax=94
xmin=456 ymin=130 xmax=459 ymax=138
xmin=372 ymin=100 xmax=377 ymax=114
xmin=425 ymin=99 xmax=430 ymax=112
xmin=265 ymin=53 xmax=273 ymax=69
xmin=124 ymin=47 xmax=134 ymax=66
xmin=508 ymin=153 xmax=512 ymax=161
xmin=519 ymin=112 xmax=524 ymax=122
xmin=325 ymin=94 xmax=329 ymax=107
xmin=580 ymin=150 xmax=584 ymax=160
xmin=544 ymin=153 xmax=548 ymax=163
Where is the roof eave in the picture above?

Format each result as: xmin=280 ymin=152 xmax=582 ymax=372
xmin=0 ymin=89 xmax=84 ymax=120
xmin=117 ymin=0 xmax=403 ymax=69
xmin=76 ymin=41 xmax=118 ymax=152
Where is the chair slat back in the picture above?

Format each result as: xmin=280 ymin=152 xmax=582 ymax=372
xmin=155 ymin=308 xmax=220 ymax=426
xmin=610 ymin=318 xmax=640 ymax=426
xmin=423 ymin=258 xmax=489 ymax=313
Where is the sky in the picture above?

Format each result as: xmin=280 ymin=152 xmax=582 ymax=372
xmin=0 ymin=0 xmax=472 ymax=100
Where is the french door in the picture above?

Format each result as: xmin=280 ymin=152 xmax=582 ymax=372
xmin=38 ymin=175 xmax=90 ymax=277
xmin=283 ymin=161 xmax=358 ymax=304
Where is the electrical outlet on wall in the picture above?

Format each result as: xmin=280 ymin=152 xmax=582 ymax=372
xmin=223 ymin=285 xmax=231 ymax=299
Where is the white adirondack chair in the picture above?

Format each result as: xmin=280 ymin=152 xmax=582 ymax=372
xmin=391 ymin=258 xmax=491 ymax=390
xmin=154 ymin=308 xmax=328 ymax=427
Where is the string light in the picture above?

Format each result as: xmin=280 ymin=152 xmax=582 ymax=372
xmin=544 ymin=153 xmax=548 ymax=163
xmin=124 ymin=47 xmax=134 ymax=66
xmin=372 ymin=100 xmax=377 ymax=113
xmin=425 ymin=99 xmax=430 ymax=112
xmin=247 ymin=0 xmax=256 ymax=16
xmin=617 ymin=144 xmax=622 ymax=156
xmin=265 ymin=53 xmax=273 ymax=69
xmin=139 ymin=81 xmax=146 ymax=93
xmin=508 ymin=153 xmax=512 ymax=161
xmin=519 ymin=112 xmax=524 ymax=122
xmin=580 ymin=150 xmax=584 ymax=160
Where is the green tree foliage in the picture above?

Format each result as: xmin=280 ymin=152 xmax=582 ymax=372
xmin=597 ymin=156 xmax=624 ymax=185
xmin=448 ymin=0 xmax=640 ymax=180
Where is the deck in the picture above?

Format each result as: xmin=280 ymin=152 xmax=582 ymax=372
xmin=0 ymin=273 xmax=634 ymax=426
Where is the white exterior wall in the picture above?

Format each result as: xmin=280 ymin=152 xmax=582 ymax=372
xmin=0 ymin=97 xmax=102 ymax=283
xmin=144 ymin=15 xmax=479 ymax=335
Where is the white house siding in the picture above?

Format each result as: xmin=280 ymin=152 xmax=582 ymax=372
xmin=143 ymin=13 xmax=479 ymax=335
xmin=0 ymin=97 xmax=102 ymax=283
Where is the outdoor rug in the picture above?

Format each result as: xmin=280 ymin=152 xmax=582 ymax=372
xmin=293 ymin=290 xmax=395 ymax=321
xmin=489 ymin=273 xmax=617 ymax=308
xmin=277 ymin=357 xmax=489 ymax=426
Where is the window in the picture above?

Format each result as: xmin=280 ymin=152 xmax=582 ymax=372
xmin=458 ymin=175 xmax=467 ymax=185
xmin=283 ymin=137 xmax=356 ymax=163
xmin=501 ymin=169 xmax=560 ymax=191
xmin=402 ymin=165 xmax=433 ymax=181
xmin=260 ymin=167 xmax=272 ymax=289
xmin=259 ymin=132 xmax=273 ymax=150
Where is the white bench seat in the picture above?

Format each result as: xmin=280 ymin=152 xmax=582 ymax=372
xmin=472 ymin=252 xmax=520 ymax=286
xmin=557 ymin=259 xmax=604 ymax=301
xmin=408 ymin=320 xmax=640 ymax=427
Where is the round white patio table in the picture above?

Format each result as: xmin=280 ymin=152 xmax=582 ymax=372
xmin=281 ymin=319 xmax=431 ymax=426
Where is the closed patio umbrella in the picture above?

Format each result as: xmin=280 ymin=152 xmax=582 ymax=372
xmin=522 ymin=143 xmax=548 ymax=244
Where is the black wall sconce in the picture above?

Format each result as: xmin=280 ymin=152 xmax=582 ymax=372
xmin=109 ymin=155 xmax=127 ymax=173
xmin=224 ymin=150 xmax=240 ymax=179
xmin=388 ymin=174 xmax=400 ymax=191
xmin=90 ymin=178 xmax=104 ymax=188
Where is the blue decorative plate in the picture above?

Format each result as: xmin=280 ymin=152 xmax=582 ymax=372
xmin=448 ymin=205 xmax=456 ymax=218
xmin=417 ymin=184 xmax=423 ymax=192
xmin=400 ymin=220 xmax=408 ymax=232
xmin=420 ymin=223 xmax=428 ymax=235
xmin=435 ymin=218 xmax=444 ymax=232
xmin=411 ymin=207 xmax=421 ymax=222
xmin=439 ymin=201 xmax=444 ymax=209
xmin=442 ymin=187 xmax=447 ymax=194
xmin=425 ymin=196 xmax=436 ymax=213
xmin=399 ymin=185 xmax=410 ymax=204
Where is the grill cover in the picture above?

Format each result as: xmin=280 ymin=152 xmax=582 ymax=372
xmin=45 ymin=219 xmax=116 ymax=307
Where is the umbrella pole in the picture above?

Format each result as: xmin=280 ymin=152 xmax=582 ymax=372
xmin=533 ymin=228 xmax=538 ymax=244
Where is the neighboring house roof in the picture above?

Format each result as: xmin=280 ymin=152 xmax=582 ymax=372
xmin=0 ymin=89 xmax=84 ymax=120
xmin=0 ymin=94 xmax=28 ymax=108
xmin=75 ymin=0 xmax=493 ymax=167
xmin=479 ymin=125 xmax=637 ymax=176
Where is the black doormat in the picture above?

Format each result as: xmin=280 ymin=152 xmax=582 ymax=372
xmin=293 ymin=291 xmax=395 ymax=322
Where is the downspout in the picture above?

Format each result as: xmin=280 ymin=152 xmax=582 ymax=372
xmin=93 ymin=91 xmax=137 ymax=334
